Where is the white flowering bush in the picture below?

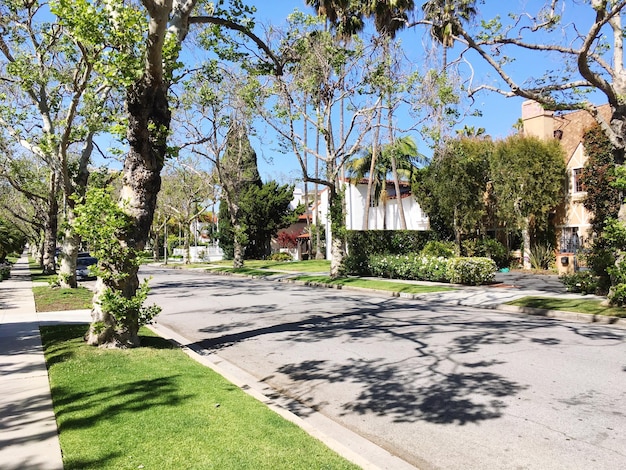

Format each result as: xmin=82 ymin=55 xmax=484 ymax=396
xmin=368 ymin=254 xmax=496 ymax=285
xmin=447 ymin=257 xmax=497 ymax=285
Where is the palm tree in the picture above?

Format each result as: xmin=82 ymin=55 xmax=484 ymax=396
xmin=348 ymin=136 xmax=420 ymax=229
xmin=422 ymin=0 xmax=478 ymax=71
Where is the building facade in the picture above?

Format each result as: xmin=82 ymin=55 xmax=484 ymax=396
xmin=521 ymin=100 xmax=611 ymax=272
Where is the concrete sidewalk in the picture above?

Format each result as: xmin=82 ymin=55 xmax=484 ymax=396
xmin=0 ymin=254 xmax=65 ymax=470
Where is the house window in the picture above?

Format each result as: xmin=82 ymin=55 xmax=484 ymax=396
xmin=560 ymin=227 xmax=580 ymax=253
xmin=573 ymin=168 xmax=585 ymax=193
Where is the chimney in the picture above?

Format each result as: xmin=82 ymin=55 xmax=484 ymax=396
xmin=521 ymin=100 xmax=554 ymax=141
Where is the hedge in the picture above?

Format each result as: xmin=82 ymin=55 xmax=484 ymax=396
xmin=368 ymin=254 xmax=496 ymax=286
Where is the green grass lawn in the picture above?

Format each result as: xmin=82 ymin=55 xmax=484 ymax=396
xmin=41 ymin=325 xmax=358 ymax=470
xmin=292 ymin=275 xmax=455 ymax=294
xmin=206 ymin=266 xmax=282 ymax=276
xmin=32 ymin=286 xmax=93 ymax=312
xmin=28 ymin=258 xmax=59 ymax=283
xmin=210 ymin=259 xmax=331 ymax=273
xmin=507 ymin=296 xmax=626 ymax=318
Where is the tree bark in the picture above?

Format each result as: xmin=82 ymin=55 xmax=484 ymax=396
xmin=42 ymin=171 xmax=59 ymax=275
xmin=86 ymin=76 xmax=170 ymax=348
xmin=328 ymin=184 xmax=346 ymax=278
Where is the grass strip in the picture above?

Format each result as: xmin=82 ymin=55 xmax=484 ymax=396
xmin=210 ymin=259 xmax=331 ymax=273
xmin=28 ymin=258 xmax=59 ymax=283
xmin=32 ymin=286 xmax=93 ymax=312
xmin=41 ymin=325 xmax=357 ymax=470
xmin=507 ymin=296 xmax=626 ymax=318
xmin=206 ymin=267 xmax=282 ymax=277
xmin=292 ymin=275 xmax=456 ymax=294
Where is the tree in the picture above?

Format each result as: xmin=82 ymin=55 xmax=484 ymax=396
xmin=0 ymin=1 xmax=107 ymax=283
xmin=158 ymin=158 xmax=215 ymax=264
xmin=579 ymin=124 xmax=622 ymax=292
xmin=490 ymin=135 xmax=566 ymax=269
xmin=255 ymin=13 xmax=384 ymax=277
xmin=57 ymin=1 xmax=283 ymax=347
xmin=581 ymin=124 xmax=622 ymax=235
xmin=348 ymin=136 xmax=420 ymax=229
xmin=0 ymin=216 xmax=26 ymax=262
xmin=421 ymin=0 xmax=478 ymax=70
xmin=218 ymin=181 xmax=302 ymax=260
xmin=412 ymin=136 xmax=492 ymax=247
xmin=217 ymin=121 xmax=263 ymax=267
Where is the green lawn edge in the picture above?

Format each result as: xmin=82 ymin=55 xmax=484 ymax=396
xmin=507 ymin=296 xmax=626 ymax=318
xmin=32 ymin=286 xmax=93 ymax=312
xmin=41 ymin=324 xmax=358 ymax=470
xmin=291 ymin=275 xmax=456 ymax=294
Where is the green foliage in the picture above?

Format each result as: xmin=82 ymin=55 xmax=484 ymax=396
xmin=101 ymin=279 xmax=161 ymax=327
xmin=412 ymin=137 xmax=492 ymax=241
xmin=0 ymin=264 xmax=10 ymax=280
xmin=73 ymin=187 xmax=160 ymax=328
xmin=581 ymin=124 xmax=621 ymax=233
xmin=219 ymin=182 xmax=302 ymax=259
xmin=559 ymin=271 xmax=600 ymax=295
xmin=447 ymin=257 xmax=497 ymax=285
xmin=72 ymin=187 xmax=135 ymax=281
xmin=367 ymin=253 xmax=496 ymax=285
xmin=0 ymin=218 xmax=25 ymax=262
xmin=462 ymin=237 xmax=510 ymax=269
xmin=421 ymin=240 xmax=457 ymax=258
xmin=269 ymin=252 xmax=293 ymax=262
xmin=343 ymin=230 xmax=436 ymax=275
xmin=490 ymin=135 xmax=566 ymax=230
xmin=528 ymin=243 xmax=554 ymax=270
xmin=369 ymin=253 xmax=450 ymax=282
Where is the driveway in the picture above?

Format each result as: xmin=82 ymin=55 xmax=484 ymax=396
xmin=146 ymin=266 xmax=626 ymax=469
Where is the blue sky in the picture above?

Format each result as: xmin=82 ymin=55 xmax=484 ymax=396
xmin=246 ymin=0 xmax=563 ymax=183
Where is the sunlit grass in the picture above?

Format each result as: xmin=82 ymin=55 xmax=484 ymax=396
xmin=32 ymin=286 xmax=93 ymax=312
xmin=28 ymin=257 xmax=58 ymax=283
xmin=292 ymin=275 xmax=455 ymax=294
xmin=206 ymin=267 xmax=282 ymax=276
xmin=507 ymin=296 xmax=626 ymax=318
xmin=209 ymin=259 xmax=331 ymax=273
xmin=41 ymin=325 xmax=358 ymax=470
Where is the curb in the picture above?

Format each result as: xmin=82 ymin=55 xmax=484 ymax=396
xmin=146 ymin=322 xmax=418 ymax=470
xmin=193 ymin=267 xmax=626 ymax=329
xmin=496 ymin=303 xmax=626 ymax=328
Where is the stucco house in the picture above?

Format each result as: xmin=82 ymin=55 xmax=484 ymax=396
xmin=280 ymin=179 xmax=430 ymax=260
xmin=521 ymin=100 xmax=611 ymax=272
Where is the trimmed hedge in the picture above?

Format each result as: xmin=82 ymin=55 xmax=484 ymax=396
xmin=368 ymin=254 xmax=496 ymax=286
xmin=344 ymin=230 xmax=436 ymax=275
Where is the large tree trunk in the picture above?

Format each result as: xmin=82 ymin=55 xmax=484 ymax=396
xmin=328 ymin=185 xmax=346 ymax=278
xmin=86 ymin=77 xmax=170 ymax=348
xmin=42 ymin=171 xmax=59 ymax=275
xmin=59 ymin=134 xmax=92 ymax=288
xmin=58 ymin=219 xmax=79 ymax=288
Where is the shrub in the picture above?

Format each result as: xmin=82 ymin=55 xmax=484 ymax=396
xmin=448 ymin=257 xmax=497 ymax=285
xmin=269 ymin=252 xmax=292 ymax=261
xmin=463 ymin=238 xmax=510 ymax=269
xmin=559 ymin=271 xmax=599 ymax=295
xmin=346 ymin=230 xmax=436 ymax=256
xmin=368 ymin=253 xmax=496 ymax=285
xmin=0 ymin=264 xmax=10 ymax=280
xmin=528 ymin=244 xmax=554 ymax=270
xmin=277 ymin=231 xmax=298 ymax=249
xmin=421 ymin=240 xmax=457 ymax=258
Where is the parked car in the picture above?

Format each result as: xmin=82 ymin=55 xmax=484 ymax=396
xmin=76 ymin=256 xmax=98 ymax=281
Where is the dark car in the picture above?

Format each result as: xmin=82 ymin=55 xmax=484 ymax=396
xmin=76 ymin=256 xmax=98 ymax=281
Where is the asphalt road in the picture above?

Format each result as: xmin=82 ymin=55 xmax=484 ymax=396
xmin=145 ymin=266 xmax=626 ymax=470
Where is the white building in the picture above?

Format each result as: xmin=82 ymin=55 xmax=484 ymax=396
xmin=307 ymin=179 xmax=430 ymax=258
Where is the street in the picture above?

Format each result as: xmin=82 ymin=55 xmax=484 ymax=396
xmin=145 ymin=266 xmax=626 ymax=469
